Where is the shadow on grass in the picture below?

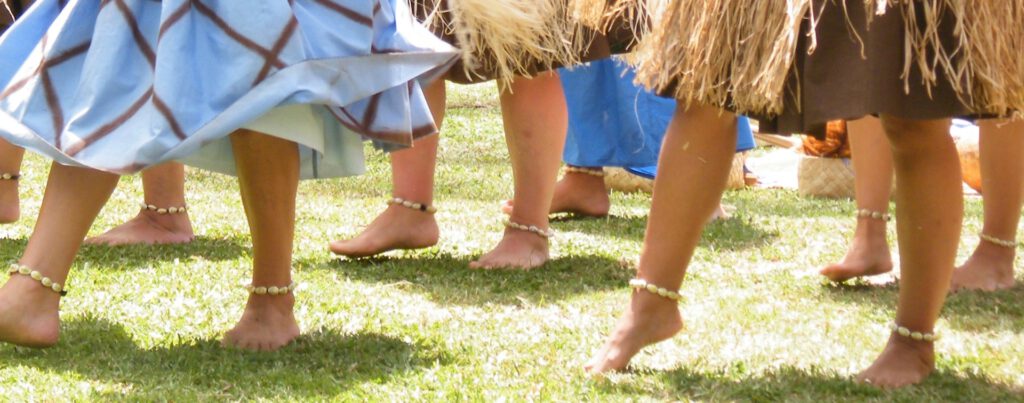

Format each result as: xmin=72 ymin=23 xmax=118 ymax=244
xmin=550 ymin=213 xmax=778 ymax=252
xmin=302 ymin=252 xmax=634 ymax=306
xmin=599 ymin=365 xmax=1023 ymax=401
xmin=0 ymin=316 xmax=451 ymax=400
xmin=823 ymin=282 xmax=1024 ymax=333
xmin=550 ymin=213 xmax=645 ymax=241
xmin=0 ymin=236 xmax=250 ymax=268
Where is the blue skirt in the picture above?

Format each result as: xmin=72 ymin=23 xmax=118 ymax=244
xmin=559 ymin=57 xmax=755 ymax=178
xmin=0 ymin=0 xmax=456 ymax=178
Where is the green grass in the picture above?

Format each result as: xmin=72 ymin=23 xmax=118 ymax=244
xmin=1 ymin=83 xmax=1023 ymax=401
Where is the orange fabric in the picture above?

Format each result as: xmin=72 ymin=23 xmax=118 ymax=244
xmin=802 ymin=120 xmax=851 ymax=159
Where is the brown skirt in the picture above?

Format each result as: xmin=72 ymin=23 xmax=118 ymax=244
xmin=758 ymin=1 xmax=973 ymax=134
xmin=1 ymin=0 xmax=27 ymax=33
xmin=413 ymin=0 xmax=638 ymax=84
xmin=633 ymin=0 xmax=1019 ymax=135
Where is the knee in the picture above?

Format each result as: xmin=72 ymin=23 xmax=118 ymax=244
xmin=880 ymin=116 xmax=952 ymax=154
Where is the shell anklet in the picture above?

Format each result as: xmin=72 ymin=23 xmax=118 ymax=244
xmin=388 ymin=197 xmax=437 ymax=214
xmin=564 ymin=166 xmax=605 ymax=177
xmin=890 ymin=322 xmax=940 ymax=342
xmin=856 ymin=209 xmax=890 ymax=222
xmin=140 ymin=202 xmax=187 ymax=215
xmin=979 ymin=233 xmax=1016 ymax=249
xmin=629 ymin=278 xmax=684 ymax=303
xmin=7 ymin=263 xmax=67 ymax=296
xmin=506 ymin=220 xmax=554 ymax=239
xmin=0 ymin=172 xmax=20 ymax=181
xmin=243 ymin=282 xmax=299 ymax=296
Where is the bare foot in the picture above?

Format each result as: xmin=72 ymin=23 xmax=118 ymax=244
xmin=708 ymin=204 xmax=732 ymax=222
xmin=820 ymin=220 xmax=893 ymax=282
xmin=0 ymin=179 xmax=19 ymax=224
xmin=501 ymin=171 xmax=610 ymax=218
xmin=0 ymin=276 xmax=62 ymax=347
xmin=856 ymin=334 xmax=935 ymax=388
xmin=585 ymin=291 xmax=684 ymax=374
xmin=222 ymin=293 xmax=300 ymax=352
xmin=951 ymin=241 xmax=1016 ymax=291
xmin=330 ymin=204 xmax=439 ymax=258
xmin=469 ymin=229 xmax=549 ymax=270
xmin=85 ymin=211 xmax=194 ymax=246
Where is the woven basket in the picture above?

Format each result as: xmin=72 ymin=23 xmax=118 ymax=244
xmin=604 ymin=153 xmax=749 ymax=194
xmin=797 ymin=156 xmax=856 ymax=199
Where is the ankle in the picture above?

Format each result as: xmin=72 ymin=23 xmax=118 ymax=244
xmin=886 ymin=333 xmax=935 ymax=367
xmin=853 ymin=219 xmax=888 ymax=238
xmin=2 ymin=275 xmax=63 ymax=307
xmin=139 ymin=208 xmax=192 ymax=230
xmin=971 ymin=239 xmax=1016 ymax=261
xmin=245 ymin=291 xmax=296 ymax=311
xmin=630 ymin=288 xmax=681 ymax=314
xmin=501 ymin=227 xmax=550 ymax=249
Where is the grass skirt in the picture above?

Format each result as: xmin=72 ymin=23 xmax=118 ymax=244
xmin=413 ymin=0 xmax=639 ymax=83
xmin=576 ymin=0 xmax=1023 ymax=124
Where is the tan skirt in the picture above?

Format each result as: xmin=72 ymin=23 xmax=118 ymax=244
xmin=413 ymin=0 xmax=638 ymax=84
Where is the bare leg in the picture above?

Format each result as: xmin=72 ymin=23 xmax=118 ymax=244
xmin=821 ymin=117 xmax=895 ymax=281
xmin=952 ymin=119 xmax=1023 ymax=291
xmin=0 ymin=139 xmax=25 ymax=223
xmin=222 ymin=129 xmax=301 ymax=351
xmin=586 ymin=104 xmax=737 ymax=374
xmin=471 ymin=72 xmax=567 ymax=270
xmin=0 ymin=163 xmax=118 ymax=347
xmin=86 ymin=162 xmax=195 ymax=245
xmin=857 ymin=116 xmax=960 ymax=388
xmin=330 ymin=80 xmax=445 ymax=257
xmin=500 ymin=165 xmax=611 ymax=217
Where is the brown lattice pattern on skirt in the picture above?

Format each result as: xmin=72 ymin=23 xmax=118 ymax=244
xmin=0 ymin=0 xmax=388 ymax=157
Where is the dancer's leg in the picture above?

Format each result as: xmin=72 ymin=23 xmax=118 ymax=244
xmin=0 ymin=163 xmax=118 ymax=347
xmin=471 ymin=72 xmax=568 ymax=269
xmin=86 ymin=162 xmax=195 ymax=245
xmin=330 ymin=79 xmax=445 ymax=257
xmin=222 ymin=129 xmax=301 ymax=351
xmin=500 ymin=165 xmax=611 ymax=217
xmin=952 ymin=119 xmax=1024 ymax=291
xmin=821 ymin=117 xmax=895 ymax=281
xmin=857 ymin=116 xmax=960 ymax=388
xmin=586 ymin=104 xmax=737 ymax=373
xmin=0 ymin=139 xmax=25 ymax=223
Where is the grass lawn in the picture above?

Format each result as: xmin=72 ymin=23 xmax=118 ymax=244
xmin=1 ymin=83 xmax=1022 ymax=401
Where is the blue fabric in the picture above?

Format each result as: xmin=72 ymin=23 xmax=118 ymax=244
xmin=559 ymin=58 xmax=756 ymax=179
xmin=626 ymin=114 xmax=754 ymax=179
xmin=0 ymin=0 xmax=456 ymax=177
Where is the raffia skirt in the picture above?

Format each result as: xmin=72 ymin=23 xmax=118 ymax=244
xmin=628 ymin=0 xmax=1023 ymax=132
xmin=412 ymin=0 xmax=638 ymax=83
